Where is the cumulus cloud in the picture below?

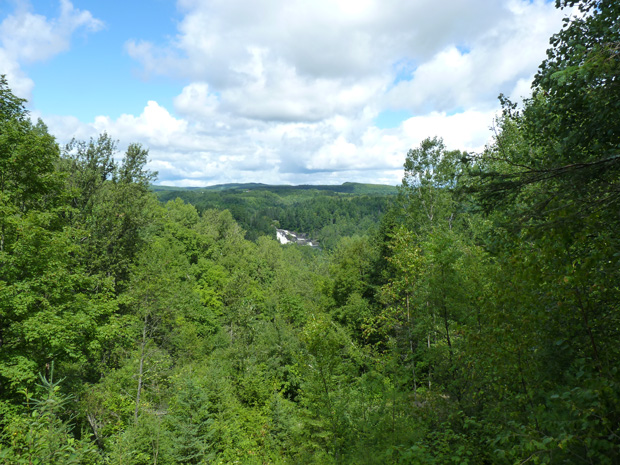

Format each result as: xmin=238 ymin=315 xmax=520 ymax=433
xmin=30 ymin=0 xmax=572 ymax=186
xmin=93 ymin=101 xmax=189 ymax=148
xmin=131 ymin=0 xmax=507 ymax=81
xmin=0 ymin=0 xmax=102 ymax=99
xmin=126 ymin=0 xmax=565 ymax=123
xmin=384 ymin=0 xmax=563 ymax=113
xmin=173 ymin=82 xmax=220 ymax=120
xmin=42 ymin=98 xmax=497 ymax=188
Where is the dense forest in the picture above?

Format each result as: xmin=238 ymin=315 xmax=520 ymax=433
xmin=1 ymin=0 xmax=619 ymax=463
xmin=155 ymin=185 xmax=396 ymax=246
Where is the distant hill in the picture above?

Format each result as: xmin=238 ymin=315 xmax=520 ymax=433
xmin=154 ymin=182 xmax=397 ymax=247
xmin=151 ymin=182 xmax=399 ymax=195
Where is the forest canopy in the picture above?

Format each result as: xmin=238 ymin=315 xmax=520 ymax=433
xmin=0 ymin=0 xmax=619 ymax=463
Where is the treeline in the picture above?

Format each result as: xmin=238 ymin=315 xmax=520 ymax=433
xmin=157 ymin=188 xmax=393 ymax=248
xmin=1 ymin=0 xmax=619 ymax=463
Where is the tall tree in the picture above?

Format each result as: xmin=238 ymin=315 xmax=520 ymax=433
xmin=0 ymin=77 xmax=114 ymax=412
xmin=60 ymin=136 xmax=157 ymax=291
xmin=472 ymin=0 xmax=620 ymax=221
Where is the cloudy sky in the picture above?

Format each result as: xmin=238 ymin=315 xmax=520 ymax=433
xmin=1 ymin=0 xmax=569 ymax=186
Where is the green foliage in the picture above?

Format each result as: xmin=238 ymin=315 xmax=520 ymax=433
xmin=0 ymin=367 xmax=100 ymax=464
xmin=470 ymin=0 xmax=620 ymax=224
xmin=157 ymin=186 xmax=394 ymax=246
xmin=59 ymin=134 xmax=157 ymax=290
xmin=0 ymin=79 xmax=117 ymax=408
xmin=2 ymin=4 xmax=620 ymax=462
xmin=400 ymin=136 xmax=465 ymax=233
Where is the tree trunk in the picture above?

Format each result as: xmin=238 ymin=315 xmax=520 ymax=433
xmin=134 ymin=315 xmax=148 ymax=422
xmin=406 ymin=294 xmax=417 ymax=401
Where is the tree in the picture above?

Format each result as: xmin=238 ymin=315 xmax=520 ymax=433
xmin=0 ymin=78 xmax=116 ymax=414
xmin=60 ymin=136 xmax=157 ymax=291
xmin=400 ymin=137 xmax=465 ymax=233
xmin=124 ymin=236 xmax=201 ymax=421
xmin=460 ymin=2 xmax=620 ymax=461
xmin=0 ymin=366 xmax=100 ymax=464
xmin=471 ymin=0 xmax=620 ymax=222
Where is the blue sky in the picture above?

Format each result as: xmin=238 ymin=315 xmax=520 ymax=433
xmin=1 ymin=0 xmax=569 ymax=186
xmin=21 ymin=0 xmax=181 ymax=120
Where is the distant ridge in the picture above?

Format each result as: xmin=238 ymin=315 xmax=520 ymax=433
xmin=151 ymin=182 xmax=398 ymax=195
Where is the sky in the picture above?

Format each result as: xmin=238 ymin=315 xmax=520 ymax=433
xmin=0 ymin=0 xmax=570 ymax=187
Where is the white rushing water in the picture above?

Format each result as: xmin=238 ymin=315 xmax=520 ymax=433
xmin=276 ymin=229 xmax=319 ymax=248
xmin=276 ymin=229 xmax=290 ymax=244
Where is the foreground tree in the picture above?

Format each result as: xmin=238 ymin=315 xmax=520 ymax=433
xmin=473 ymin=0 xmax=620 ymax=221
xmin=0 ymin=77 xmax=117 ymax=415
xmin=60 ymin=135 xmax=157 ymax=291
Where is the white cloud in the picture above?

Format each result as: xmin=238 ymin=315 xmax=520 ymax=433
xmin=41 ymin=99 xmax=497 ymax=188
xmin=31 ymin=0 xmax=573 ymax=186
xmin=0 ymin=47 xmax=33 ymax=97
xmin=401 ymin=110 xmax=498 ymax=153
xmin=133 ymin=0 xmax=508 ymax=80
xmin=119 ymin=0 xmax=568 ymax=141
xmin=126 ymin=0 xmax=528 ymax=122
xmin=173 ymin=82 xmax=220 ymax=120
xmin=385 ymin=0 xmax=564 ymax=113
xmin=93 ymin=101 xmax=189 ymax=148
xmin=0 ymin=0 xmax=102 ymax=99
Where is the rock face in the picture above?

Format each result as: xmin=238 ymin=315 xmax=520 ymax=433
xmin=276 ymin=229 xmax=319 ymax=248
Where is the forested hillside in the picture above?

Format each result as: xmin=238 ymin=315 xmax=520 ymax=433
xmin=156 ymin=186 xmax=395 ymax=246
xmin=1 ymin=0 xmax=619 ymax=463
